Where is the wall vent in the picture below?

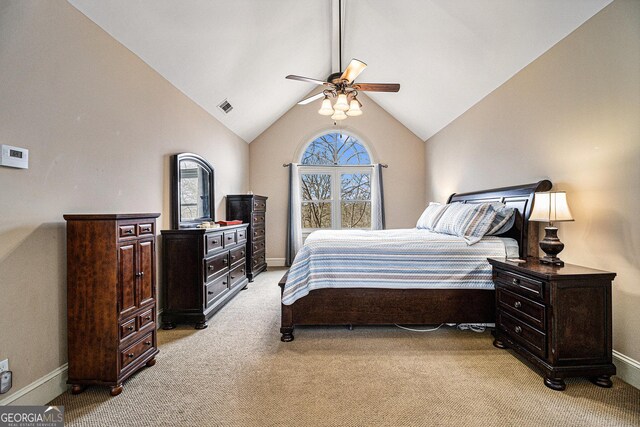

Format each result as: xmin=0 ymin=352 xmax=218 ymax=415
xmin=217 ymin=99 xmax=233 ymax=114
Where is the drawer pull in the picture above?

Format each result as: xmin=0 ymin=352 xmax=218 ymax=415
xmin=231 ymin=275 xmax=235 ymax=280
xmin=145 ymin=316 xmax=151 ymax=321
xmin=512 ymin=278 xmax=519 ymax=285
xmin=514 ymin=326 xmax=522 ymax=334
xmin=208 ymin=291 xmax=214 ymax=295
xmin=141 ymin=227 xmax=151 ymax=232
xmin=223 ymin=281 xmax=227 ymax=285
xmin=227 ymin=236 xmax=233 ymax=241
xmin=514 ymin=301 xmax=522 ymax=309
xmin=127 ymin=353 xmax=135 ymax=358
xmin=125 ymin=229 xmax=134 ymax=235
xmin=241 ymin=251 xmax=245 ymax=256
xmin=144 ymin=341 xmax=152 ymax=346
xmin=223 ymin=258 xmax=228 ymax=264
xmin=231 ymin=255 xmax=236 ymax=260
xmin=127 ymin=326 xmax=134 ymax=331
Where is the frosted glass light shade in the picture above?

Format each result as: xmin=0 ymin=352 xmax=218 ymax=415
xmin=331 ymin=109 xmax=347 ymax=121
xmin=318 ymin=98 xmax=334 ymax=116
xmin=346 ymin=99 xmax=362 ymax=116
xmin=333 ymin=94 xmax=349 ymax=111
xmin=530 ymin=191 xmax=574 ymax=223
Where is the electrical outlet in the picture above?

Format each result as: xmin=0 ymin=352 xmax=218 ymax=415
xmin=0 ymin=359 xmax=8 ymax=372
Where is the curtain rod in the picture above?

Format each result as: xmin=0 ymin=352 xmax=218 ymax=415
xmin=282 ymin=163 xmax=388 ymax=168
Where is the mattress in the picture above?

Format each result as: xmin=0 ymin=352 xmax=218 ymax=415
xmin=282 ymin=228 xmax=518 ymax=305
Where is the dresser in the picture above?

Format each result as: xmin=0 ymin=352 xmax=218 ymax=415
xmin=226 ymin=195 xmax=267 ymax=281
xmin=64 ymin=213 xmax=160 ymax=397
xmin=161 ymin=224 xmax=249 ymax=329
xmin=488 ymin=257 xmax=616 ymax=391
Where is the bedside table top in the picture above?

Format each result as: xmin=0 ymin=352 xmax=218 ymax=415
xmin=488 ymin=257 xmax=616 ymax=281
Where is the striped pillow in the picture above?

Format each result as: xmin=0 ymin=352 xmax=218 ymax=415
xmin=416 ymin=202 xmax=449 ymax=230
xmin=486 ymin=205 xmax=516 ymax=235
xmin=433 ymin=202 xmax=501 ymax=244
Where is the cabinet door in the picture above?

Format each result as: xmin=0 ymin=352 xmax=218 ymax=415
xmin=138 ymin=239 xmax=155 ymax=307
xmin=118 ymin=243 xmax=137 ymax=317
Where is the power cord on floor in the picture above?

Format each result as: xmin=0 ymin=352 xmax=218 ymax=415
xmin=394 ymin=323 xmax=491 ymax=333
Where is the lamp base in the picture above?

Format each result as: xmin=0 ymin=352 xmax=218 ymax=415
xmin=539 ymin=226 xmax=565 ymax=267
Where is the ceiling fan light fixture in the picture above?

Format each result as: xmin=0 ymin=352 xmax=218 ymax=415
xmin=331 ymin=109 xmax=347 ymax=121
xmin=333 ymin=93 xmax=349 ymax=111
xmin=318 ymin=96 xmax=335 ymax=116
xmin=346 ymin=99 xmax=362 ymax=116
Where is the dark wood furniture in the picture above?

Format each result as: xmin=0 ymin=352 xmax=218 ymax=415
xmin=488 ymin=257 xmax=616 ymax=391
xmin=161 ymin=224 xmax=249 ymax=329
xmin=64 ymin=213 xmax=160 ymax=397
xmin=226 ymin=194 xmax=268 ymax=281
xmin=279 ymin=180 xmax=552 ymax=342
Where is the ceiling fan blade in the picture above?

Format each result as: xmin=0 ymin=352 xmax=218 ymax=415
xmin=297 ymin=92 xmax=326 ymax=105
xmin=353 ymin=83 xmax=400 ymax=92
xmin=340 ymin=59 xmax=367 ymax=83
xmin=286 ymin=75 xmax=332 ymax=87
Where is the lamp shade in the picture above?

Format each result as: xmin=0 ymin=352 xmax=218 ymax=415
xmin=318 ymin=97 xmax=334 ymax=116
xmin=331 ymin=109 xmax=347 ymax=121
xmin=346 ymin=99 xmax=362 ymax=116
xmin=530 ymin=191 xmax=574 ymax=223
xmin=333 ymin=93 xmax=349 ymax=111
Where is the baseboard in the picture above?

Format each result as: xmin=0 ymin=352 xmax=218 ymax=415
xmin=267 ymin=257 xmax=286 ymax=267
xmin=613 ymin=350 xmax=640 ymax=390
xmin=0 ymin=364 xmax=68 ymax=406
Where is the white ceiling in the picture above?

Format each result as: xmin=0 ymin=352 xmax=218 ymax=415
xmin=68 ymin=0 xmax=612 ymax=142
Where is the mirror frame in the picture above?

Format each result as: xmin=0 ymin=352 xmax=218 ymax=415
xmin=170 ymin=152 xmax=215 ymax=229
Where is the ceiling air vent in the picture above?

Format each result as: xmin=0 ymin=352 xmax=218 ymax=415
xmin=217 ymin=99 xmax=233 ymax=114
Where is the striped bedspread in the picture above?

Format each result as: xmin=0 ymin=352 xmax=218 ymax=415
xmin=282 ymin=228 xmax=512 ymax=305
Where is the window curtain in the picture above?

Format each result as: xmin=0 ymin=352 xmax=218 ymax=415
xmin=285 ymin=163 xmax=303 ymax=266
xmin=371 ymin=164 xmax=386 ymax=230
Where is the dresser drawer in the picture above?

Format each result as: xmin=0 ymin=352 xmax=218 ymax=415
xmin=252 ymin=226 xmax=265 ymax=240
xmin=495 ymin=269 xmax=544 ymax=302
xmin=121 ymin=331 xmax=155 ymax=369
xmin=223 ymin=230 xmax=236 ymax=247
xmin=118 ymin=224 xmax=136 ymax=239
xmin=252 ymin=252 xmax=266 ymax=270
xmin=119 ymin=317 xmax=137 ymax=341
xmin=498 ymin=311 xmax=546 ymax=359
xmin=138 ymin=223 xmax=154 ymax=236
xmin=138 ymin=308 xmax=155 ymax=330
xmin=229 ymin=263 xmax=246 ymax=287
xmin=236 ymin=228 xmax=247 ymax=243
xmin=206 ymin=274 xmax=229 ymax=306
xmin=205 ymin=251 xmax=229 ymax=281
xmin=230 ymin=246 xmax=246 ymax=266
xmin=253 ymin=199 xmax=266 ymax=212
xmin=252 ymin=240 xmax=266 ymax=253
xmin=497 ymin=287 xmax=546 ymax=331
xmin=252 ymin=212 xmax=266 ymax=225
xmin=205 ymin=232 xmax=223 ymax=255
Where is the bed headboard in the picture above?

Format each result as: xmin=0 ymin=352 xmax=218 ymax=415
xmin=447 ymin=180 xmax=552 ymax=259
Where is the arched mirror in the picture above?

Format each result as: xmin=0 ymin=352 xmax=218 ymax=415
xmin=170 ymin=153 xmax=215 ymax=229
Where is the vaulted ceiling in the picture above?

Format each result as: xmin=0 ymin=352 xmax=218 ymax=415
xmin=68 ymin=0 xmax=612 ymax=142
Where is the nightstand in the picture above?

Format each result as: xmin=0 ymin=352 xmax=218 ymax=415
xmin=487 ymin=257 xmax=616 ymax=391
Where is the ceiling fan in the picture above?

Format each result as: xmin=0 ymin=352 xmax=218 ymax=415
xmin=285 ymin=1 xmax=400 ymax=121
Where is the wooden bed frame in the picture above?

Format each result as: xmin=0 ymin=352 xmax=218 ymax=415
xmin=279 ymin=180 xmax=552 ymax=342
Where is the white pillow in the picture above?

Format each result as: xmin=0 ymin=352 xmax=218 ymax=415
xmin=416 ymin=202 xmax=449 ymax=230
xmin=433 ymin=202 xmax=501 ymax=245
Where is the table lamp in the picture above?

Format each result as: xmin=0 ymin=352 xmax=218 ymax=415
xmin=530 ymin=191 xmax=574 ymax=266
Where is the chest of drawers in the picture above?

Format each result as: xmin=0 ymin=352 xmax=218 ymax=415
xmin=488 ymin=257 xmax=616 ymax=391
xmin=226 ymin=195 xmax=267 ymax=281
xmin=64 ymin=213 xmax=160 ymax=396
xmin=161 ymin=224 xmax=249 ymax=329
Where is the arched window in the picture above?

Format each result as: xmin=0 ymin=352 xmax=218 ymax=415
xmin=299 ymin=132 xmax=373 ymax=231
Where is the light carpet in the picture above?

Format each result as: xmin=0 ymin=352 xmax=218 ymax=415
xmin=51 ymin=268 xmax=640 ymax=426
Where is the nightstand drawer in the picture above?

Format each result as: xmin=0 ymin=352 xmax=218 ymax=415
xmin=498 ymin=311 xmax=546 ymax=359
xmin=495 ymin=269 xmax=544 ymax=302
xmin=497 ymin=287 xmax=546 ymax=331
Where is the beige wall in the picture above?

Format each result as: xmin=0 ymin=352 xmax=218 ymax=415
xmin=250 ymin=93 xmax=426 ymax=260
xmin=0 ymin=0 xmax=249 ymax=399
xmin=425 ymin=0 xmax=640 ymax=360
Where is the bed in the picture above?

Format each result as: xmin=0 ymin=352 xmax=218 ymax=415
xmin=279 ymin=180 xmax=552 ymax=342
